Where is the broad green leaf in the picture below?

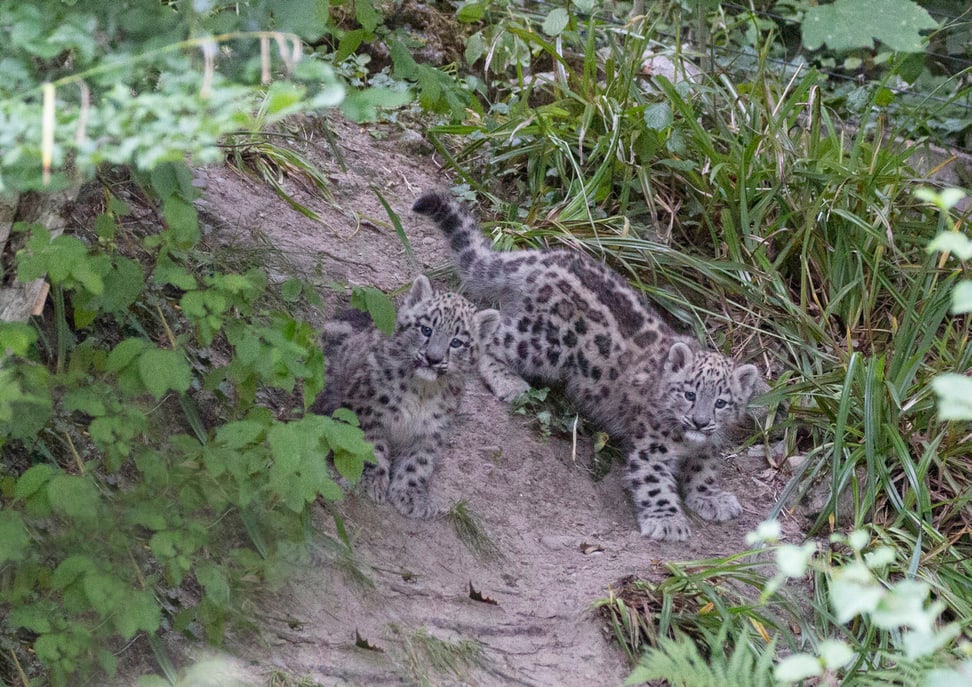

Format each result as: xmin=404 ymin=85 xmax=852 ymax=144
xmin=457 ymin=1 xmax=485 ymax=23
xmin=542 ymin=8 xmax=569 ymax=37
xmin=114 ymin=590 xmax=161 ymax=639
xmin=215 ymin=420 xmax=267 ymax=449
xmin=47 ymin=474 xmax=100 ymax=522
xmin=107 ymin=338 xmax=148 ymax=372
xmin=355 ymin=0 xmax=381 ymax=34
xmin=871 ymin=579 xmax=933 ymax=630
xmin=0 ymin=322 xmax=37 ymax=356
xmin=265 ymin=81 xmax=306 ymax=117
xmin=51 ymin=555 xmax=97 ymax=589
xmin=83 ymin=572 xmax=125 ymax=616
xmin=643 ymin=102 xmax=673 ymax=130
xmin=14 ymin=464 xmax=56 ymax=500
xmin=153 ymin=254 xmax=197 ymax=290
xmin=138 ymin=347 xmax=191 ymax=400
xmin=273 ymin=0 xmax=330 ymax=40
xmin=802 ymin=0 xmax=938 ymax=53
xmin=162 ymin=195 xmax=200 ymax=248
xmin=0 ymin=509 xmax=30 ymax=564
xmin=7 ymin=604 xmax=53 ymax=633
xmin=196 ymin=563 xmax=231 ymax=607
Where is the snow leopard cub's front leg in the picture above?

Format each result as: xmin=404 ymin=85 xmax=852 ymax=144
xmin=625 ymin=440 xmax=692 ymax=542
xmin=387 ymin=440 xmax=441 ymax=519
xmin=360 ymin=437 xmax=392 ymax=504
xmin=681 ymin=452 xmax=742 ymax=522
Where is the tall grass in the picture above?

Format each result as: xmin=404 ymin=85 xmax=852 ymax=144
xmin=431 ymin=4 xmax=972 ymax=673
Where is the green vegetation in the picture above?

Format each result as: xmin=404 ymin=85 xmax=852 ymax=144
xmin=2 ymin=0 xmax=970 ymax=684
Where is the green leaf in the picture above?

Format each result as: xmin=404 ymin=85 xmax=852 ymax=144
xmin=932 ymin=374 xmax=972 ymax=420
xmin=138 ymin=347 xmax=191 ymax=400
xmin=107 ymin=338 xmax=148 ymax=373
xmin=457 ymin=1 xmax=486 ymax=23
xmin=355 ymin=0 xmax=381 ymax=34
xmin=113 ymin=590 xmax=161 ymax=640
xmin=265 ymin=81 xmax=306 ymax=117
xmin=15 ymin=464 xmax=56 ymax=500
xmin=643 ymin=102 xmax=673 ymax=130
xmin=802 ymin=0 xmax=938 ymax=53
xmin=215 ymin=419 xmax=267 ymax=449
xmin=47 ymin=474 xmax=100 ymax=522
xmin=196 ymin=563 xmax=231 ymax=607
xmin=818 ymin=639 xmax=854 ymax=669
xmin=51 ymin=555 xmax=97 ymax=589
xmin=153 ymin=253 xmax=197 ymax=290
xmin=0 ymin=509 xmax=31 ymax=564
xmin=7 ymin=605 xmax=53 ymax=634
xmin=0 ymin=321 xmax=38 ymax=356
xmin=162 ymin=196 xmax=200 ymax=248
xmin=273 ymin=0 xmax=330 ymax=40
xmin=542 ymin=8 xmax=569 ymax=36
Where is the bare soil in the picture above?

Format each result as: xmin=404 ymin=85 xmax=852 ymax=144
xmin=177 ymin=115 xmax=799 ymax=686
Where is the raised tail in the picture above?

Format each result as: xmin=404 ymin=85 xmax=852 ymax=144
xmin=412 ymin=191 xmax=507 ymax=303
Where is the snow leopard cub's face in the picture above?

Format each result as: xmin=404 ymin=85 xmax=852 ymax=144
xmin=395 ymin=276 xmax=499 ymax=382
xmin=659 ymin=342 xmax=759 ymax=444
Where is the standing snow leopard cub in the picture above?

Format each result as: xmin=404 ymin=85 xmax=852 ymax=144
xmin=311 ymin=275 xmax=499 ymax=519
xmin=413 ymin=191 xmax=761 ymax=541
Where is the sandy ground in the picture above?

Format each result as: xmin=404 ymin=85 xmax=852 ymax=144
xmin=176 ymin=115 xmax=796 ymax=686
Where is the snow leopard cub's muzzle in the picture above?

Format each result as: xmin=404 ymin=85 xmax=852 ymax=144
xmin=413 ymin=327 xmax=456 ymax=380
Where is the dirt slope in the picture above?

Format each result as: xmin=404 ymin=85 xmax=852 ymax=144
xmin=187 ymin=115 xmax=792 ymax=686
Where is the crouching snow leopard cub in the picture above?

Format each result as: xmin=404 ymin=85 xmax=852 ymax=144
xmin=311 ymin=275 xmax=499 ymax=519
xmin=413 ymin=191 xmax=761 ymax=541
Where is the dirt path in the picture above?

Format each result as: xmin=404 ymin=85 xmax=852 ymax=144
xmin=188 ymin=116 xmax=790 ymax=686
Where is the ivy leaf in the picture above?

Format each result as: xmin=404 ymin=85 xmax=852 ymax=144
xmin=138 ymin=347 xmax=191 ymax=400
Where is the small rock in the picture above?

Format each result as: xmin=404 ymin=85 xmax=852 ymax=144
xmin=396 ymin=129 xmax=433 ymax=155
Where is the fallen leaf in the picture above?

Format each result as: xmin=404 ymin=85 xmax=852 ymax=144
xmin=354 ymin=629 xmax=383 ymax=652
xmin=580 ymin=542 xmax=604 ymax=555
xmin=469 ymin=581 xmax=498 ymax=605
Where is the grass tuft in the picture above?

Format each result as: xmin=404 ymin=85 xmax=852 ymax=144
xmin=446 ymin=500 xmax=503 ymax=562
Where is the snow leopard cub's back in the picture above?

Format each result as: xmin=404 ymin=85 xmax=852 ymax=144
xmin=312 ymin=275 xmax=499 ymax=519
xmin=413 ymin=191 xmax=760 ymax=541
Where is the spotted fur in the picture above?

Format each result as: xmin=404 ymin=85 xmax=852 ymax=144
xmin=413 ymin=191 xmax=760 ymax=541
xmin=311 ymin=275 xmax=500 ymax=519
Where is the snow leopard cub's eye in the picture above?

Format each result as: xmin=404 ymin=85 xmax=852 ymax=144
xmin=714 ymin=399 xmax=728 ymax=409
xmin=449 ymin=338 xmax=463 ymax=348
xmin=684 ymin=390 xmax=696 ymax=402
xmin=419 ymin=325 xmax=433 ymax=337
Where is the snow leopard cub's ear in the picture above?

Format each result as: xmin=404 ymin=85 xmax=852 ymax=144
xmin=473 ymin=308 xmax=501 ymax=342
xmin=404 ymin=274 xmax=434 ymax=308
xmin=731 ymin=363 xmax=760 ymax=402
xmin=662 ymin=342 xmax=695 ymax=377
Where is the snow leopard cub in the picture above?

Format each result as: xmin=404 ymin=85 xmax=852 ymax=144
xmin=311 ymin=275 xmax=499 ymax=519
xmin=413 ymin=191 xmax=760 ymax=541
